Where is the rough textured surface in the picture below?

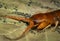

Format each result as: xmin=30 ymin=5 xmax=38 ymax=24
xmin=0 ymin=0 xmax=60 ymax=41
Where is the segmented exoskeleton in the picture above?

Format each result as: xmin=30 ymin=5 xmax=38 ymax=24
xmin=1 ymin=10 xmax=60 ymax=40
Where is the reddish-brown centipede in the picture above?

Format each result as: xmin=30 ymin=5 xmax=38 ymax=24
xmin=2 ymin=10 xmax=60 ymax=40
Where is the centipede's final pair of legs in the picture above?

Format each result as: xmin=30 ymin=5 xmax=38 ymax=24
xmin=3 ymin=15 xmax=58 ymax=40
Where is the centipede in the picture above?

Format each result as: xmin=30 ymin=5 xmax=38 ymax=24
xmin=2 ymin=10 xmax=60 ymax=40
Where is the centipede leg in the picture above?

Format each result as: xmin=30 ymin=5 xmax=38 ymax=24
xmin=51 ymin=21 xmax=59 ymax=31
xmin=3 ymin=15 xmax=34 ymax=40
xmin=37 ymin=21 xmax=50 ymax=30
xmin=42 ymin=24 xmax=51 ymax=31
